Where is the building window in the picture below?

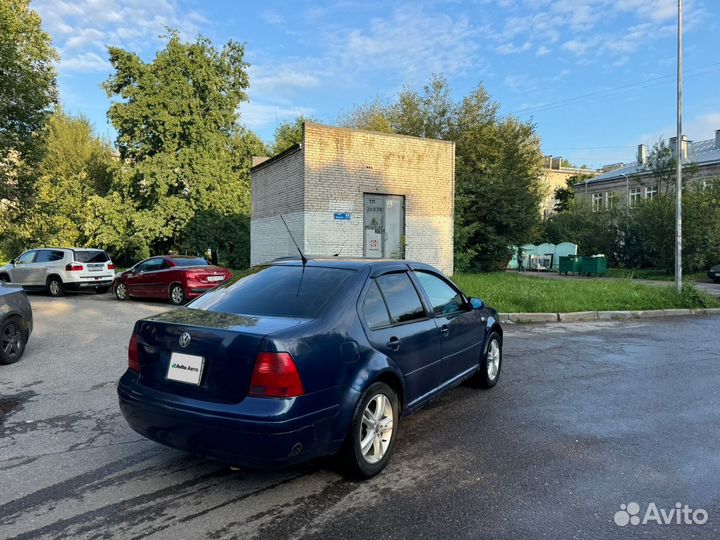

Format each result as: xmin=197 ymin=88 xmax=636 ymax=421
xmin=645 ymin=186 xmax=658 ymax=200
xmin=592 ymin=193 xmax=603 ymax=212
xmin=629 ymin=187 xmax=642 ymax=207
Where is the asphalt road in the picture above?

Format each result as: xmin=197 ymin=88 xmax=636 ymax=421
xmin=1 ymin=293 xmax=719 ymax=540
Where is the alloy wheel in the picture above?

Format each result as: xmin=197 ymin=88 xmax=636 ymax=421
xmin=359 ymin=394 xmax=394 ymax=464
xmin=487 ymin=339 xmax=501 ymax=381
xmin=1 ymin=323 xmax=22 ymax=358
xmin=116 ymin=283 xmax=127 ymax=300
xmin=171 ymin=285 xmax=185 ymax=305
xmin=49 ymin=280 xmax=61 ymax=296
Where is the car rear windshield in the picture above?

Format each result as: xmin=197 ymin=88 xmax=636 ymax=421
xmin=189 ymin=265 xmax=355 ymax=318
xmin=171 ymin=257 xmax=209 ymax=267
xmin=74 ymin=250 xmax=109 ymax=263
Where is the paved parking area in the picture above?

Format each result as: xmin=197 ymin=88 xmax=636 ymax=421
xmin=1 ymin=293 xmax=719 ymax=539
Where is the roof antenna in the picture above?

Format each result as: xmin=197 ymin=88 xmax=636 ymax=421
xmin=280 ymin=215 xmax=307 ymax=265
xmin=333 ymin=248 xmax=342 ymax=257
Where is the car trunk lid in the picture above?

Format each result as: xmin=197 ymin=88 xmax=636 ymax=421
xmin=134 ymin=308 xmax=310 ymax=404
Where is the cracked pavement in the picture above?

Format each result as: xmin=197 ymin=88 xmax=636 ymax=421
xmin=1 ymin=293 xmax=719 ymax=539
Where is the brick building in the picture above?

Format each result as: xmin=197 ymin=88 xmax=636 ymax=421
xmin=540 ymin=156 xmax=599 ymax=217
xmin=250 ymin=123 xmax=455 ymax=274
xmin=573 ymin=130 xmax=720 ymax=210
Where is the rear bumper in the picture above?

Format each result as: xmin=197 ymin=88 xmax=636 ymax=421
xmin=117 ymin=370 xmax=353 ymax=468
xmin=64 ymin=279 xmax=113 ymax=290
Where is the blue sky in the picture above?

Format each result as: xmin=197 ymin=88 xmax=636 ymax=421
xmin=32 ymin=0 xmax=720 ymax=168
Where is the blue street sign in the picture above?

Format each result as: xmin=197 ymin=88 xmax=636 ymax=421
xmin=334 ymin=212 xmax=351 ymax=220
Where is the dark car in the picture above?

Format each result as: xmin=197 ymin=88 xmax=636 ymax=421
xmin=117 ymin=258 xmax=503 ymax=478
xmin=0 ymin=282 xmax=33 ymax=365
xmin=709 ymin=264 xmax=720 ymax=283
xmin=113 ymin=256 xmax=233 ymax=305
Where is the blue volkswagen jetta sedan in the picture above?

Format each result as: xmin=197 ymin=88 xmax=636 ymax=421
xmin=118 ymin=258 xmax=503 ymax=478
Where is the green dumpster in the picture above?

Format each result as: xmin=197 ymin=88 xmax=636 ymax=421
xmin=559 ymin=255 xmax=582 ymax=275
xmin=581 ymin=255 xmax=607 ymax=276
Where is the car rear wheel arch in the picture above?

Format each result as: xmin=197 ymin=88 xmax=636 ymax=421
xmin=369 ymin=370 xmax=405 ymax=417
xmin=46 ymin=275 xmax=64 ymax=297
xmin=0 ymin=273 xmax=9 ymax=282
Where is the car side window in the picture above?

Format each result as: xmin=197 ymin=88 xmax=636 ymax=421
xmin=35 ymin=250 xmax=65 ymax=263
xmin=133 ymin=261 xmax=149 ymax=273
xmin=375 ymin=273 xmax=426 ymax=324
xmin=414 ymin=271 xmax=467 ymax=316
xmin=143 ymin=259 xmax=164 ymax=272
xmin=15 ymin=251 xmax=37 ymax=264
xmin=362 ymin=280 xmax=392 ymax=330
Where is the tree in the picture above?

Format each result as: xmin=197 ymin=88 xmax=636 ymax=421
xmin=27 ymin=110 xmax=115 ymax=247
xmin=0 ymin=0 xmax=58 ymax=257
xmin=553 ymin=173 xmax=594 ymax=213
xmin=95 ymin=32 xmax=258 ymax=266
xmin=270 ymin=116 xmax=309 ymax=155
xmin=338 ymin=99 xmax=393 ymax=133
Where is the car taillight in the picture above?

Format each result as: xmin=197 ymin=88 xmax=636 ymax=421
xmin=108 ymin=264 xmax=116 ymax=270
xmin=66 ymin=263 xmax=83 ymax=271
xmin=128 ymin=333 xmax=139 ymax=372
xmin=249 ymin=352 xmax=304 ymax=398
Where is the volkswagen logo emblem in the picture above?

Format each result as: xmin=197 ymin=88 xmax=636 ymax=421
xmin=179 ymin=332 xmax=191 ymax=348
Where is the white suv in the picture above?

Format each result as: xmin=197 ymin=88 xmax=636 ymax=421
xmin=0 ymin=248 xmax=115 ymax=296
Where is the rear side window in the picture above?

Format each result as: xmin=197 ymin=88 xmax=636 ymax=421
xmin=74 ymin=250 xmax=109 ymax=263
xmin=375 ymin=273 xmax=426 ymax=324
xmin=171 ymin=257 xmax=208 ymax=267
xmin=189 ymin=265 xmax=355 ymax=318
xmin=362 ymin=281 xmax=392 ymax=330
xmin=35 ymin=250 xmax=66 ymax=263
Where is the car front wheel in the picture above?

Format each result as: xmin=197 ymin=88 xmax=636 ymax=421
xmin=0 ymin=317 xmax=27 ymax=365
xmin=169 ymin=284 xmax=186 ymax=305
xmin=471 ymin=331 xmax=502 ymax=389
xmin=114 ymin=282 xmax=128 ymax=301
xmin=339 ymin=381 xmax=399 ymax=478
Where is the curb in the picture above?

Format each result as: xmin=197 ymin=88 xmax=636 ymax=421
xmin=499 ymin=307 xmax=720 ymax=324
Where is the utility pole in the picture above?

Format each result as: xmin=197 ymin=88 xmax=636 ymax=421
xmin=675 ymin=0 xmax=683 ymax=292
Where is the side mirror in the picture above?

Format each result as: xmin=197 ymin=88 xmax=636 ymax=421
xmin=9 ymin=259 xmax=15 ymax=265
xmin=469 ymin=297 xmax=484 ymax=310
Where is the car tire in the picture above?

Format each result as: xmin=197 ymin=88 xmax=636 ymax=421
xmin=47 ymin=276 xmax=64 ymax=297
xmin=0 ymin=273 xmax=9 ymax=283
xmin=0 ymin=317 xmax=27 ymax=365
xmin=95 ymin=286 xmax=110 ymax=294
xmin=470 ymin=331 xmax=502 ymax=389
xmin=114 ymin=282 xmax=128 ymax=301
xmin=169 ymin=284 xmax=186 ymax=305
xmin=338 ymin=381 xmax=399 ymax=479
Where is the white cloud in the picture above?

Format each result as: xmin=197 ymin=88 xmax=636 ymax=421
xmin=239 ymin=102 xmax=315 ymax=131
xmin=32 ymin=0 xmax=206 ymax=73
xmin=331 ymin=5 xmax=481 ymax=80
xmin=536 ymin=45 xmax=551 ymax=56
xmin=496 ymin=41 xmax=532 ymax=55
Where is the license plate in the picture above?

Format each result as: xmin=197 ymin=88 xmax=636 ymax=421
xmin=207 ymin=275 xmax=224 ymax=282
xmin=88 ymin=264 xmax=103 ymax=272
xmin=167 ymin=353 xmax=204 ymax=385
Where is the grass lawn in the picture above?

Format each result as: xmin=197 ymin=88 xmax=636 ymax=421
xmin=605 ymin=267 xmax=709 ymax=283
xmin=452 ymin=272 xmax=720 ymax=313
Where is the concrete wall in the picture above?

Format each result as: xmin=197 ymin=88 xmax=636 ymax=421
xmin=250 ymin=147 xmax=305 ymax=265
xmin=302 ymin=123 xmax=455 ymax=275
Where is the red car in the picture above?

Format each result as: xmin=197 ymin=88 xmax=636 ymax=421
xmin=113 ymin=256 xmax=232 ymax=305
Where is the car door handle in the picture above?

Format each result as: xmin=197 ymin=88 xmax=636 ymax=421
xmin=386 ymin=337 xmax=401 ymax=351
xmin=440 ymin=325 xmax=449 ymax=336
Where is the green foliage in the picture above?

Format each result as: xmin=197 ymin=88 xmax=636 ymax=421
xmin=91 ymin=32 xmax=261 ymax=267
xmin=0 ymin=0 xmax=58 ymax=258
xmin=270 ymin=116 xmax=308 ymax=155
xmin=344 ymin=75 xmax=544 ymax=271
xmin=453 ymin=272 xmax=719 ymax=313
xmin=27 ymin=110 xmax=115 ymax=247
xmin=553 ymin=173 xmax=593 ymax=212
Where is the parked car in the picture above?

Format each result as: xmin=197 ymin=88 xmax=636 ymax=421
xmin=117 ymin=258 xmax=503 ymax=478
xmin=113 ymin=256 xmax=233 ymax=305
xmin=0 ymin=282 xmax=33 ymax=365
xmin=709 ymin=264 xmax=720 ymax=283
xmin=0 ymin=248 xmax=115 ymax=296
